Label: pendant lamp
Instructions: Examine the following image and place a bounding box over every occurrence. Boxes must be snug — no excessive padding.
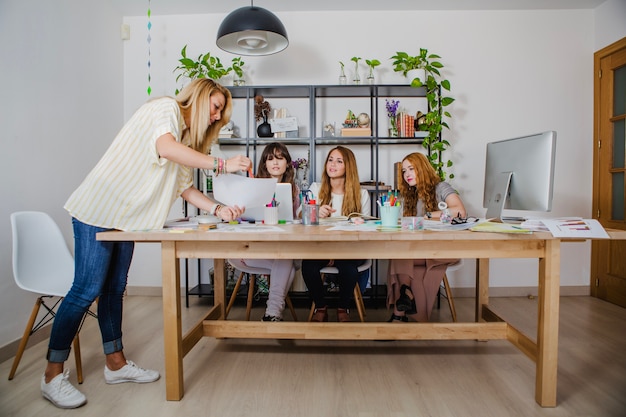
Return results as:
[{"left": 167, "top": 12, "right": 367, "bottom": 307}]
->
[{"left": 216, "top": 2, "right": 288, "bottom": 56}]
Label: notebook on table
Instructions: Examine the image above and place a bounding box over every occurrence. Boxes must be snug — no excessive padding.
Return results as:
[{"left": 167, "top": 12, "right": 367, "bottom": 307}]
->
[{"left": 241, "top": 182, "right": 294, "bottom": 222}]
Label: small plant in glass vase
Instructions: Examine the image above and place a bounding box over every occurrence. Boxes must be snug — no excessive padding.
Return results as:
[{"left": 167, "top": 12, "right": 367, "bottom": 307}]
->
[
  {"left": 391, "top": 48, "right": 455, "bottom": 180},
  {"left": 338, "top": 61, "right": 347, "bottom": 85},
  {"left": 231, "top": 56, "right": 246, "bottom": 86},
  {"left": 351, "top": 56, "right": 361, "bottom": 85},
  {"left": 365, "top": 59, "right": 380, "bottom": 84}
]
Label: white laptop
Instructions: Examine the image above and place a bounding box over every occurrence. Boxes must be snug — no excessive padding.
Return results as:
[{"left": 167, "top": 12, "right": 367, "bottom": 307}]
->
[{"left": 241, "top": 182, "right": 294, "bottom": 223}]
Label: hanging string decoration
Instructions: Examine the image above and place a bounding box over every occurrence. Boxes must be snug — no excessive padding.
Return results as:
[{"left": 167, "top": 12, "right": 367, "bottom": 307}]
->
[{"left": 147, "top": 0, "right": 152, "bottom": 96}]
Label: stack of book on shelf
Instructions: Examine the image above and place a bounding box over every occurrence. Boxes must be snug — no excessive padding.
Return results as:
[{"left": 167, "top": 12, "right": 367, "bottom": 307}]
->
[{"left": 395, "top": 112, "right": 415, "bottom": 138}]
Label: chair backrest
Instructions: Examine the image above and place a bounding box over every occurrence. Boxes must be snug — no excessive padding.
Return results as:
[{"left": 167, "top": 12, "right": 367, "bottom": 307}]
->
[{"left": 10, "top": 211, "right": 75, "bottom": 297}]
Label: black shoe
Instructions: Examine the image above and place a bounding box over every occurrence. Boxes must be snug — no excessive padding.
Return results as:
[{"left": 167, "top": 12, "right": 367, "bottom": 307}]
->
[
  {"left": 387, "top": 313, "right": 408, "bottom": 323},
  {"left": 395, "top": 285, "right": 417, "bottom": 315}
]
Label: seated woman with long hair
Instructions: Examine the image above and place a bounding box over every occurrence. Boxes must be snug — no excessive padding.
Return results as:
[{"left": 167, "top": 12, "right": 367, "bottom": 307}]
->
[{"left": 387, "top": 152, "right": 466, "bottom": 323}]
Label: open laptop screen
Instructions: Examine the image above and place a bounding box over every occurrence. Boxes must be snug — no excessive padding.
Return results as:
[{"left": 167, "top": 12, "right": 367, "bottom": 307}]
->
[{"left": 241, "top": 183, "right": 294, "bottom": 222}]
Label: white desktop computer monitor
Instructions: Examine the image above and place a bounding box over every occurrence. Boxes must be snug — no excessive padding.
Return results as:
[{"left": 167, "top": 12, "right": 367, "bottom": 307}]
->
[{"left": 483, "top": 131, "right": 557, "bottom": 222}]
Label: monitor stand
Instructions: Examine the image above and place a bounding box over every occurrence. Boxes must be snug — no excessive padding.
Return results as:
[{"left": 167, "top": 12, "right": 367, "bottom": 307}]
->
[{"left": 485, "top": 171, "right": 512, "bottom": 223}]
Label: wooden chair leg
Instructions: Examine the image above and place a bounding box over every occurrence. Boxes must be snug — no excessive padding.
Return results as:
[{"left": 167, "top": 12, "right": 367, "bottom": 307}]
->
[
  {"left": 308, "top": 301, "right": 316, "bottom": 322},
  {"left": 353, "top": 285, "right": 366, "bottom": 322},
  {"left": 8, "top": 298, "right": 42, "bottom": 380},
  {"left": 225, "top": 272, "right": 245, "bottom": 319},
  {"left": 442, "top": 273, "right": 457, "bottom": 322},
  {"left": 246, "top": 274, "right": 255, "bottom": 321},
  {"left": 285, "top": 294, "right": 298, "bottom": 321},
  {"left": 73, "top": 335, "right": 83, "bottom": 384}
]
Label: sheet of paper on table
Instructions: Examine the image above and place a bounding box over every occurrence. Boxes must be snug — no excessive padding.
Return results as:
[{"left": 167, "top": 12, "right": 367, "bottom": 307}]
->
[
  {"left": 540, "top": 218, "right": 610, "bottom": 239},
  {"left": 213, "top": 174, "right": 277, "bottom": 209}
]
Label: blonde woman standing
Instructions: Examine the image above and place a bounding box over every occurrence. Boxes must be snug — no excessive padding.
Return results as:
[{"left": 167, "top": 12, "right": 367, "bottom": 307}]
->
[{"left": 41, "top": 79, "right": 251, "bottom": 409}]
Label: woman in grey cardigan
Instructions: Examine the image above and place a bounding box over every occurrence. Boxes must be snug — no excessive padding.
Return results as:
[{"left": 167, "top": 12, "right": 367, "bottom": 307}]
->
[{"left": 387, "top": 152, "right": 466, "bottom": 322}]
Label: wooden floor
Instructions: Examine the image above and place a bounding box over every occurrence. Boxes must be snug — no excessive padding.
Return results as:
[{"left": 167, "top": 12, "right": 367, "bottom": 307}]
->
[{"left": 1, "top": 295, "right": 625, "bottom": 417}]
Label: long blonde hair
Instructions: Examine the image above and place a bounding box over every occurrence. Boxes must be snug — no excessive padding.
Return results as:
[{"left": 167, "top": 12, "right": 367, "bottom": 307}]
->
[
  {"left": 319, "top": 146, "right": 361, "bottom": 216},
  {"left": 400, "top": 152, "right": 441, "bottom": 216},
  {"left": 175, "top": 78, "right": 232, "bottom": 154}
]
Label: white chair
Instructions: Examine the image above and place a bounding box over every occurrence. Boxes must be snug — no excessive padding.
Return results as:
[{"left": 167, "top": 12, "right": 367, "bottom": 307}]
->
[
  {"left": 225, "top": 259, "right": 298, "bottom": 321},
  {"left": 8, "top": 211, "right": 92, "bottom": 383},
  {"left": 308, "top": 259, "right": 372, "bottom": 322},
  {"left": 438, "top": 259, "right": 461, "bottom": 322}
]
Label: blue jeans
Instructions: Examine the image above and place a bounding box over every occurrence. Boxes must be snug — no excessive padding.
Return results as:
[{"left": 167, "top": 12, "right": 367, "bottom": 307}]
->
[{"left": 47, "top": 218, "right": 134, "bottom": 363}]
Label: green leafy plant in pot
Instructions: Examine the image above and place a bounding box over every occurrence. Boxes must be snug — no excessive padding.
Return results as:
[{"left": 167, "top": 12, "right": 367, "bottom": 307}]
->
[
  {"left": 173, "top": 45, "right": 246, "bottom": 93},
  {"left": 391, "top": 49, "right": 455, "bottom": 180}
]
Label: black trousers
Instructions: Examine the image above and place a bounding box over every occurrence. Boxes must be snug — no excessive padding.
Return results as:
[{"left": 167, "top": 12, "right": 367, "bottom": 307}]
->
[{"left": 301, "top": 259, "right": 363, "bottom": 309}]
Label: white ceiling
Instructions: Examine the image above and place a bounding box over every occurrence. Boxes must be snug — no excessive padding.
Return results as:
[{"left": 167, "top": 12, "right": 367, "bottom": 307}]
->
[{"left": 111, "top": 0, "right": 607, "bottom": 16}]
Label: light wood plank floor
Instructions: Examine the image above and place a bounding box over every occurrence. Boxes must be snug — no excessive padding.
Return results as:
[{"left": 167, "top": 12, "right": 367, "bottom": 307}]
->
[{"left": 1, "top": 295, "right": 625, "bottom": 417}]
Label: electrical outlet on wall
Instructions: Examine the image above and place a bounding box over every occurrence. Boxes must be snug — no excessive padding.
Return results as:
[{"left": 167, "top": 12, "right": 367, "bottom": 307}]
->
[{"left": 121, "top": 24, "right": 130, "bottom": 40}]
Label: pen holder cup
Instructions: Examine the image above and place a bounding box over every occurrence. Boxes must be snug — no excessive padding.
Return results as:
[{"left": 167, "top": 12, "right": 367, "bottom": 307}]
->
[
  {"left": 302, "top": 204, "right": 319, "bottom": 226},
  {"left": 264, "top": 206, "right": 278, "bottom": 225},
  {"left": 401, "top": 216, "right": 424, "bottom": 230},
  {"left": 380, "top": 205, "right": 401, "bottom": 227}
]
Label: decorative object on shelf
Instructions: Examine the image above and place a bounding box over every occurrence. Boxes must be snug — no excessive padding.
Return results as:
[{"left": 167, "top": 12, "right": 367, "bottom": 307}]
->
[
  {"left": 357, "top": 113, "right": 370, "bottom": 128},
  {"left": 338, "top": 61, "right": 347, "bottom": 85},
  {"left": 351, "top": 56, "right": 361, "bottom": 85},
  {"left": 216, "top": 1, "right": 289, "bottom": 56},
  {"left": 343, "top": 110, "right": 358, "bottom": 128},
  {"left": 341, "top": 109, "right": 370, "bottom": 137},
  {"left": 365, "top": 59, "right": 380, "bottom": 85},
  {"left": 269, "top": 114, "right": 298, "bottom": 138},
  {"left": 292, "top": 157, "right": 309, "bottom": 190},
  {"left": 322, "top": 121, "right": 335, "bottom": 137},
  {"left": 231, "top": 57, "right": 246, "bottom": 86},
  {"left": 386, "top": 99, "right": 400, "bottom": 137},
  {"left": 254, "top": 95, "right": 273, "bottom": 137},
  {"left": 391, "top": 48, "right": 455, "bottom": 180},
  {"left": 219, "top": 121, "right": 234, "bottom": 138}
]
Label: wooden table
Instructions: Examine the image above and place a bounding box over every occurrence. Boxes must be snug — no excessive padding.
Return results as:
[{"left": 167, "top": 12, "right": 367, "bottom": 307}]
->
[{"left": 97, "top": 225, "right": 626, "bottom": 407}]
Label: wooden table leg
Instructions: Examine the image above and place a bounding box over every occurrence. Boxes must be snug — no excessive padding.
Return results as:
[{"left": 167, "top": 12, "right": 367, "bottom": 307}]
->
[
  {"left": 213, "top": 258, "right": 226, "bottom": 319},
  {"left": 535, "top": 239, "right": 560, "bottom": 407},
  {"left": 161, "top": 241, "right": 184, "bottom": 401},
  {"left": 475, "top": 258, "right": 490, "bottom": 322}
]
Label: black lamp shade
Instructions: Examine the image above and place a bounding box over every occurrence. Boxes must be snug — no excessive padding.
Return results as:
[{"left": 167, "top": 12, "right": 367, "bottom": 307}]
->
[{"left": 216, "top": 6, "right": 288, "bottom": 56}]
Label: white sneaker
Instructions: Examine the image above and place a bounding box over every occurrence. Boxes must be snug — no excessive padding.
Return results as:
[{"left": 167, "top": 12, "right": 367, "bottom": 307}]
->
[
  {"left": 104, "top": 360, "right": 160, "bottom": 384},
  {"left": 41, "top": 369, "right": 87, "bottom": 409}
]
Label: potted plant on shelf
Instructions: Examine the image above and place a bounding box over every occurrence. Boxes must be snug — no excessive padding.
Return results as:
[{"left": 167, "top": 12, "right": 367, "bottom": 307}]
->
[
  {"left": 173, "top": 45, "right": 247, "bottom": 92},
  {"left": 365, "top": 59, "right": 381, "bottom": 84},
  {"left": 391, "top": 49, "right": 455, "bottom": 180}
]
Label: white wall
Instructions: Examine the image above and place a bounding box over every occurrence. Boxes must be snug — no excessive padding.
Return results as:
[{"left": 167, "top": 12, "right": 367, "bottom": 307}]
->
[
  {"left": 0, "top": 0, "right": 124, "bottom": 348},
  {"left": 1, "top": 0, "right": 625, "bottom": 349},
  {"left": 120, "top": 8, "right": 618, "bottom": 291}
]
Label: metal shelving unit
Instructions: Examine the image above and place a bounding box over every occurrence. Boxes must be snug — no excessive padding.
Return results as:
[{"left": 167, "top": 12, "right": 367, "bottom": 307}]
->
[{"left": 185, "top": 84, "right": 435, "bottom": 307}]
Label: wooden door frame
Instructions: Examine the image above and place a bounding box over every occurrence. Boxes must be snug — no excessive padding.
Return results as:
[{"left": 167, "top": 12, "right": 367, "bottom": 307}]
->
[{"left": 591, "top": 36, "right": 626, "bottom": 302}]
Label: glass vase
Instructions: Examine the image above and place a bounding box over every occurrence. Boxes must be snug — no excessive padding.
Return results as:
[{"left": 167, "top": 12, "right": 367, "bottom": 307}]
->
[
  {"left": 366, "top": 67, "right": 375, "bottom": 85},
  {"left": 339, "top": 68, "right": 347, "bottom": 85},
  {"left": 389, "top": 118, "right": 398, "bottom": 137}
]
